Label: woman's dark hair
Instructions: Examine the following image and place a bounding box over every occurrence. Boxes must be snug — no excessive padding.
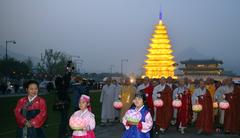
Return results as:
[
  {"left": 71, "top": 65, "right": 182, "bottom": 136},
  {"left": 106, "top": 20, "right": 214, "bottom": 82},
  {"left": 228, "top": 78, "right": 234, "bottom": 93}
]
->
[
  {"left": 135, "top": 92, "right": 147, "bottom": 105},
  {"left": 130, "top": 92, "right": 148, "bottom": 109},
  {"left": 25, "top": 80, "right": 39, "bottom": 89}
]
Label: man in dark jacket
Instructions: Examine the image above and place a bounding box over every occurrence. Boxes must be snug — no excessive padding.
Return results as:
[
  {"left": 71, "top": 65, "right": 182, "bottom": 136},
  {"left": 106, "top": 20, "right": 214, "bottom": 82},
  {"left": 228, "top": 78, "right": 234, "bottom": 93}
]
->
[
  {"left": 55, "top": 76, "right": 71, "bottom": 138},
  {"left": 72, "top": 76, "right": 89, "bottom": 111}
]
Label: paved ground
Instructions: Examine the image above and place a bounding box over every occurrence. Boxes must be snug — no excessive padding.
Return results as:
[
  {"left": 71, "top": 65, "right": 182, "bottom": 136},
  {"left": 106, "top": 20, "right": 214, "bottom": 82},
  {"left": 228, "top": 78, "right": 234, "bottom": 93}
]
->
[
  {"left": 0, "top": 123, "right": 238, "bottom": 137},
  {"left": 95, "top": 123, "right": 124, "bottom": 138},
  {"left": 95, "top": 123, "right": 239, "bottom": 138}
]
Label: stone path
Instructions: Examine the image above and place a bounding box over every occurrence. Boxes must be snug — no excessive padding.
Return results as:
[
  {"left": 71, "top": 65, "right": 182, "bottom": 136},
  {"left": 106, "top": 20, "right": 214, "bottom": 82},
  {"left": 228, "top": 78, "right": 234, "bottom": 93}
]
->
[{"left": 95, "top": 123, "right": 239, "bottom": 138}]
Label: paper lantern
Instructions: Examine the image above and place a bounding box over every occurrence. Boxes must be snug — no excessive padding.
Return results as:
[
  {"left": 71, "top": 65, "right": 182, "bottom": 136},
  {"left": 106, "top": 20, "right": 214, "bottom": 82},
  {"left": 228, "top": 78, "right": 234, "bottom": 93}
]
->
[
  {"left": 154, "top": 99, "right": 163, "bottom": 108},
  {"left": 125, "top": 109, "right": 142, "bottom": 125},
  {"left": 213, "top": 102, "right": 218, "bottom": 109},
  {"left": 113, "top": 100, "right": 123, "bottom": 110},
  {"left": 192, "top": 104, "right": 202, "bottom": 112},
  {"left": 172, "top": 99, "right": 182, "bottom": 108},
  {"left": 219, "top": 100, "right": 230, "bottom": 110},
  {"left": 69, "top": 116, "right": 86, "bottom": 130}
]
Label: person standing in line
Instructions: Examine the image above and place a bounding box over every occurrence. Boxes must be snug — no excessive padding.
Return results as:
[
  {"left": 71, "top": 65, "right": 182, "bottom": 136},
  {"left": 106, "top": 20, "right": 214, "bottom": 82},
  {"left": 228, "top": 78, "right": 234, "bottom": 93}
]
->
[
  {"left": 172, "top": 79, "right": 192, "bottom": 134},
  {"left": 152, "top": 77, "right": 173, "bottom": 134},
  {"left": 215, "top": 78, "right": 239, "bottom": 134},
  {"left": 100, "top": 77, "right": 116, "bottom": 125},
  {"left": 166, "top": 77, "right": 177, "bottom": 91},
  {"left": 119, "top": 78, "right": 136, "bottom": 121},
  {"left": 192, "top": 80, "right": 213, "bottom": 134},
  {"left": 112, "top": 79, "right": 122, "bottom": 121}
]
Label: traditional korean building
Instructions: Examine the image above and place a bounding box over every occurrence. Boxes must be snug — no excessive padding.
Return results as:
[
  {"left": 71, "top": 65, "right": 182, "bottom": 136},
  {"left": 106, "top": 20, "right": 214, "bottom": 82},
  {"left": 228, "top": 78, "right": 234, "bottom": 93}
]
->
[{"left": 179, "top": 59, "right": 224, "bottom": 80}]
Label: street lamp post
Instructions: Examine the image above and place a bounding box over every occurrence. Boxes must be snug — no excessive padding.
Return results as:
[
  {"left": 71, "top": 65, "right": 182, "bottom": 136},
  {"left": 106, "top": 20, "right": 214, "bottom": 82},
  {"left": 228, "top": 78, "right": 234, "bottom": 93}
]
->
[
  {"left": 6, "top": 40, "right": 16, "bottom": 61},
  {"left": 110, "top": 64, "right": 114, "bottom": 74},
  {"left": 71, "top": 55, "right": 85, "bottom": 74},
  {"left": 121, "top": 59, "right": 128, "bottom": 76},
  {"left": 5, "top": 40, "right": 16, "bottom": 84},
  {"left": 74, "top": 59, "right": 84, "bottom": 73}
]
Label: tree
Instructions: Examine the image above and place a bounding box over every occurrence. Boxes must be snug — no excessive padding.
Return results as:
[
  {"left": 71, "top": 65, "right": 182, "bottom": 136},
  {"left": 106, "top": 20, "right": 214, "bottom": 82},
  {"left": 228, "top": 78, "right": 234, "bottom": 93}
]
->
[
  {"left": 37, "top": 49, "right": 70, "bottom": 79},
  {"left": 0, "top": 58, "right": 30, "bottom": 79},
  {"left": 24, "top": 57, "right": 33, "bottom": 73}
]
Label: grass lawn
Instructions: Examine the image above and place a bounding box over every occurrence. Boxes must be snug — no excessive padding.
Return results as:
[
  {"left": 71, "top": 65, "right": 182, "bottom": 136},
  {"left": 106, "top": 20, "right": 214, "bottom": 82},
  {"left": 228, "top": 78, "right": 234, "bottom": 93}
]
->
[{"left": 0, "top": 91, "right": 102, "bottom": 138}]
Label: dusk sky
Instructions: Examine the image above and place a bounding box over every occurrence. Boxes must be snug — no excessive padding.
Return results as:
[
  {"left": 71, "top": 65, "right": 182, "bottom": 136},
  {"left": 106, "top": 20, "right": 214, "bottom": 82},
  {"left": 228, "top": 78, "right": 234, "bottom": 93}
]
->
[{"left": 0, "top": 0, "right": 240, "bottom": 74}]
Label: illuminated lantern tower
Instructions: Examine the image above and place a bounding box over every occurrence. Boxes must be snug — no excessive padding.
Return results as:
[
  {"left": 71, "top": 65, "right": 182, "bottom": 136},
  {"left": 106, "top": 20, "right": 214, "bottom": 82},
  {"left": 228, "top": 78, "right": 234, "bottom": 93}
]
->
[{"left": 144, "top": 11, "right": 176, "bottom": 79}]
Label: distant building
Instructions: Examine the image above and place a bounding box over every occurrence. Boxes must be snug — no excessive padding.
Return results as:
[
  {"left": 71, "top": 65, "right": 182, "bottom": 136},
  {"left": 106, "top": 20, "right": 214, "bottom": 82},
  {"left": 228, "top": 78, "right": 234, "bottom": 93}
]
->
[{"left": 179, "top": 59, "right": 225, "bottom": 80}]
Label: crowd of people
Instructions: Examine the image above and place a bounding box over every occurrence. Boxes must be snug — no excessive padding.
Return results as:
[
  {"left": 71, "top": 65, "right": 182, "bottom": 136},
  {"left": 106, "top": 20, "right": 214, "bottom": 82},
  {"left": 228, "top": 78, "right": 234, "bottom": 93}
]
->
[
  {"left": 13, "top": 75, "right": 93, "bottom": 138},
  {"left": 100, "top": 76, "right": 240, "bottom": 138},
  {"left": 12, "top": 76, "right": 240, "bottom": 138}
]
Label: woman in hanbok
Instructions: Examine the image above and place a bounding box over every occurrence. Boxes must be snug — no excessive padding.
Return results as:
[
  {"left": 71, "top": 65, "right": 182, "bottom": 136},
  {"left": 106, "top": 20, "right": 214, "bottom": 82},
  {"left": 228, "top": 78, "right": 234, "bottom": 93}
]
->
[
  {"left": 14, "top": 80, "right": 47, "bottom": 138},
  {"left": 122, "top": 93, "right": 153, "bottom": 138},
  {"left": 70, "top": 94, "right": 96, "bottom": 138}
]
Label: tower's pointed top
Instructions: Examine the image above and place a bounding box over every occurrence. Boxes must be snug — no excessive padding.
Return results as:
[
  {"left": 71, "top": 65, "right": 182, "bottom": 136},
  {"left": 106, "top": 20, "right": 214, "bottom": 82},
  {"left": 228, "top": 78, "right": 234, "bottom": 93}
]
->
[
  {"left": 159, "top": 3, "right": 163, "bottom": 20},
  {"left": 159, "top": 4, "right": 163, "bottom": 24},
  {"left": 159, "top": 11, "right": 163, "bottom": 20}
]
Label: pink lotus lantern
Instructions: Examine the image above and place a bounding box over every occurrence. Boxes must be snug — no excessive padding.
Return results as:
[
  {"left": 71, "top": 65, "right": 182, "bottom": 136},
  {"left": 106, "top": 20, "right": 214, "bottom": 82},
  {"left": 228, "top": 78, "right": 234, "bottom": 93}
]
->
[
  {"left": 219, "top": 100, "right": 230, "bottom": 110},
  {"left": 154, "top": 99, "right": 163, "bottom": 108},
  {"left": 213, "top": 102, "right": 218, "bottom": 109},
  {"left": 172, "top": 99, "right": 182, "bottom": 108},
  {"left": 125, "top": 109, "right": 142, "bottom": 125},
  {"left": 192, "top": 104, "right": 203, "bottom": 112},
  {"left": 69, "top": 116, "right": 86, "bottom": 130},
  {"left": 113, "top": 100, "right": 123, "bottom": 110}
]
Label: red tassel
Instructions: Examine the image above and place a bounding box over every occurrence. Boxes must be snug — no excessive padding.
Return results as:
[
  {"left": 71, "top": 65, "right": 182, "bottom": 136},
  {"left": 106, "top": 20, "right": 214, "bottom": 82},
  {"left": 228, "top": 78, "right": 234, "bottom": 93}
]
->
[{"left": 137, "top": 122, "right": 143, "bottom": 130}]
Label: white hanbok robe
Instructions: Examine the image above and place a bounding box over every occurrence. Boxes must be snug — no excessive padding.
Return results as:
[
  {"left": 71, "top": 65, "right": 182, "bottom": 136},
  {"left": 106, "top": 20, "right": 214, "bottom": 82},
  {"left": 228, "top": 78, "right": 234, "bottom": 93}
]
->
[
  {"left": 214, "top": 85, "right": 234, "bottom": 124},
  {"left": 214, "top": 85, "right": 233, "bottom": 102},
  {"left": 172, "top": 87, "right": 186, "bottom": 118},
  {"left": 152, "top": 84, "right": 166, "bottom": 121},
  {"left": 191, "top": 88, "right": 207, "bottom": 105},
  {"left": 152, "top": 84, "right": 166, "bottom": 101},
  {"left": 191, "top": 88, "right": 207, "bottom": 122},
  {"left": 136, "top": 83, "right": 149, "bottom": 93},
  {"left": 100, "top": 84, "right": 116, "bottom": 122}
]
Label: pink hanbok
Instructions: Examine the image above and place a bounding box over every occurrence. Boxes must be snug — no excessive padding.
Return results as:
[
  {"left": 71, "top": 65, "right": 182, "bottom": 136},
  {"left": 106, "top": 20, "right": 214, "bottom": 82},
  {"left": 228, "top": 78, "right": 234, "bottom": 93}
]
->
[
  {"left": 70, "top": 95, "right": 96, "bottom": 138},
  {"left": 71, "top": 109, "right": 96, "bottom": 138}
]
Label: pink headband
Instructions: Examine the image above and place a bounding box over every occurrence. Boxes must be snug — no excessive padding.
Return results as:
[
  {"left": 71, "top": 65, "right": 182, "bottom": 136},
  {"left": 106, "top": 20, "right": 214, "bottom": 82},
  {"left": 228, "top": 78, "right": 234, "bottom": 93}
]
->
[{"left": 80, "top": 95, "right": 90, "bottom": 103}]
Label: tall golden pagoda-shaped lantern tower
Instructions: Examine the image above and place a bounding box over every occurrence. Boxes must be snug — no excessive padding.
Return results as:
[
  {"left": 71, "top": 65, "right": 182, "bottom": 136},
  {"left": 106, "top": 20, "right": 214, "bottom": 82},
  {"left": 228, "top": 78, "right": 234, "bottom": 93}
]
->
[{"left": 144, "top": 11, "right": 176, "bottom": 79}]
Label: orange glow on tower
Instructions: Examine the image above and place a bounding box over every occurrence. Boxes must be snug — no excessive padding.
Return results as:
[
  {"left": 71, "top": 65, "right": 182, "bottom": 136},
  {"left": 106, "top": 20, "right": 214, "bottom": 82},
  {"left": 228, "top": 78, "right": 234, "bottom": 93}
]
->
[{"left": 144, "top": 12, "right": 176, "bottom": 79}]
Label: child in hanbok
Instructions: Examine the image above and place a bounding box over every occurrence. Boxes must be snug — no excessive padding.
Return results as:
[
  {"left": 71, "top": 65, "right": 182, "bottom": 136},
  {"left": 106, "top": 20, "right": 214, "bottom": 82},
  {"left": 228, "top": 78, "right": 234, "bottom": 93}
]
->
[
  {"left": 69, "top": 95, "right": 96, "bottom": 138},
  {"left": 122, "top": 93, "right": 153, "bottom": 138}
]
